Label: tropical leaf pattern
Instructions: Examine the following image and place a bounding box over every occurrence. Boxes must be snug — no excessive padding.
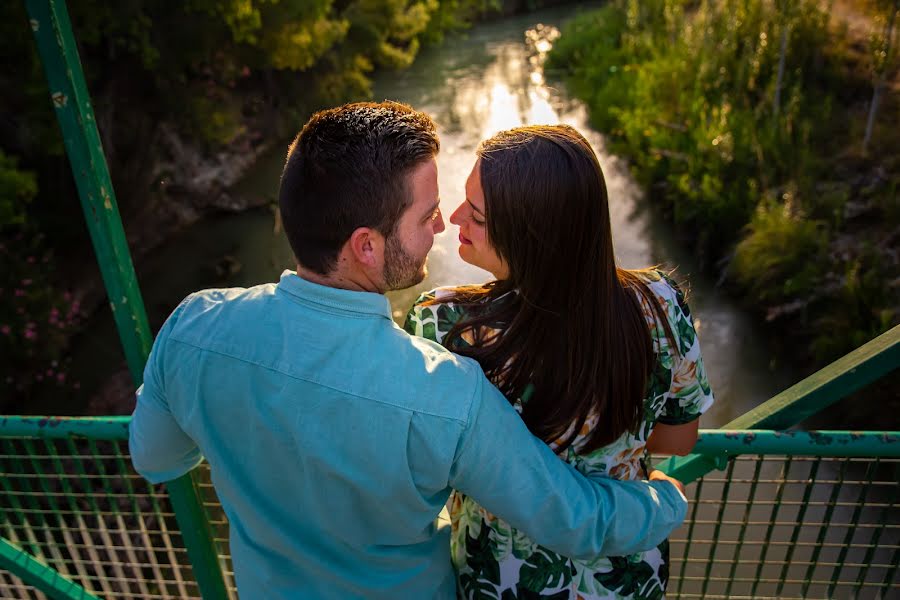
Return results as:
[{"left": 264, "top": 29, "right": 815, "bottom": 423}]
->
[{"left": 404, "top": 272, "right": 714, "bottom": 599}]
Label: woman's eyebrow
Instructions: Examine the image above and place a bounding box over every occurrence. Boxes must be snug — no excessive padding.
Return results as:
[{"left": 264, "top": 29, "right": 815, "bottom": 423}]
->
[{"left": 466, "top": 199, "right": 485, "bottom": 216}]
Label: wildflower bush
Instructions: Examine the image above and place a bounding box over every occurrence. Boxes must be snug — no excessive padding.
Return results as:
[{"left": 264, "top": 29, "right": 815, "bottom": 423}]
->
[
  {"left": 1, "top": 151, "right": 82, "bottom": 409},
  {"left": 548, "top": 0, "right": 899, "bottom": 360}
]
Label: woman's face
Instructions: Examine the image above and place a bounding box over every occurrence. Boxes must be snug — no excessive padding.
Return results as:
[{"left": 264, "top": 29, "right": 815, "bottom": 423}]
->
[{"left": 450, "top": 159, "right": 510, "bottom": 279}]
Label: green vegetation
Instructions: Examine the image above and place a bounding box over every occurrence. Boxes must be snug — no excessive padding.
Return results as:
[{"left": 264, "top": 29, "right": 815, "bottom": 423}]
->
[
  {"left": 547, "top": 0, "right": 899, "bottom": 362},
  {"left": 0, "top": 0, "right": 501, "bottom": 410}
]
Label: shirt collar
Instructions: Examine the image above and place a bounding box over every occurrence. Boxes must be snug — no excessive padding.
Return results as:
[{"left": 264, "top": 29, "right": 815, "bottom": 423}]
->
[{"left": 275, "top": 270, "right": 393, "bottom": 320}]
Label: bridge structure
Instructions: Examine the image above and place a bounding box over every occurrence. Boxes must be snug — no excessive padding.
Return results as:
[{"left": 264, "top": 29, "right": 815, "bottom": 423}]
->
[{"left": 2, "top": 1, "right": 898, "bottom": 598}]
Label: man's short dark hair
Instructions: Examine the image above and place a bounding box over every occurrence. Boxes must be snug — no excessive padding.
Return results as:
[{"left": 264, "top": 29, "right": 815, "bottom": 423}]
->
[{"left": 279, "top": 101, "right": 440, "bottom": 275}]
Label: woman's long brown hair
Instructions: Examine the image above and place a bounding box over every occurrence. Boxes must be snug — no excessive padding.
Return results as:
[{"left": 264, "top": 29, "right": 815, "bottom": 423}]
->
[{"left": 436, "top": 125, "right": 676, "bottom": 454}]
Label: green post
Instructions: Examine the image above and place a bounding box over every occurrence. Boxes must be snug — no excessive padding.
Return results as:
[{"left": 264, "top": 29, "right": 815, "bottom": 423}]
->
[
  {"left": 24, "top": 0, "right": 153, "bottom": 386},
  {"left": 22, "top": 1, "right": 230, "bottom": 597},
  {"left": 0, "top": 537, "right": 100, "bottom": 600},
  {"left": 167, "top": 473, "right": 231, "bottom": 600}
]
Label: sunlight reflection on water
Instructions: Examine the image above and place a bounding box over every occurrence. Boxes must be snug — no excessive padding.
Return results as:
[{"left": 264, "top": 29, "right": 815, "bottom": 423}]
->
[{"left": 381, "top": 23, "right": 654, "bottom": 316}]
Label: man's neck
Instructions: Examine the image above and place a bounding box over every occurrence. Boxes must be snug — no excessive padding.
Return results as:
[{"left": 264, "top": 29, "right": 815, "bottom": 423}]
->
[{"left": 295, "top": 264, "right": 382, "bottom": 294}]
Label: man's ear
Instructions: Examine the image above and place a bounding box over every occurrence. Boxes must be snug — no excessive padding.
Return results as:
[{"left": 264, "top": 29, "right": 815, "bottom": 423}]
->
[{"left": 347, "top": 226, "right": 384, "bottom": 269}]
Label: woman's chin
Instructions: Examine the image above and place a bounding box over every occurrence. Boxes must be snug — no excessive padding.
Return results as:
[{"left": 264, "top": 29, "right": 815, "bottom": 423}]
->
[{"left": 457, "top": 244, "right": 477, "bottom": 267}]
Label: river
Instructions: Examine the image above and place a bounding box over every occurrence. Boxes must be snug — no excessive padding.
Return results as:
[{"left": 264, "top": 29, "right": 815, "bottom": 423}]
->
[{"left": 44, "top": 4, "right": 797, "bottom": 424}]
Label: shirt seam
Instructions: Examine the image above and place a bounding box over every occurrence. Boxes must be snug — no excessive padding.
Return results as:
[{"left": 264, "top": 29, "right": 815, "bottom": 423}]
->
[
  {"left": 168, "top": 336, "right": 471, "bottom": 425},
  {"left": 276, "top": 286, "right": 392, "bottom": 320}
]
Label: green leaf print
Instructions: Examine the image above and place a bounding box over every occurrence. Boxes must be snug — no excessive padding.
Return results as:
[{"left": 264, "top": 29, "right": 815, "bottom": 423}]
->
[
  {"left": 675, "top": 316, "right": 696, "bottom": 355},
  {"left": 464, "top": 523, "right": 501, "bottom": 586},
  {"left": 511, "top": 525, "right": 537, "bottom": 560},
  {"left": 501, "top": 585, "right": 570, "bottom": 600},
  {"left": 657, "top": 539, "right": 670, "bottom": 589},
  {"left": 422, "top": 321, "right": 436, "bottom": 341},
  {"left": 661, "top": 400, "right": 693, "bottom": 424},
  {"left": 460, "top": 572, "right": 500, "bottom": 600},
  {"left": 437, "top": 305, "right": 463, "bottom": 333},
  {"left": 697, "top": 359, "right": 712, "bottom": 396},
  {"left": 402, "top": 318, "right": 416, "bottom": 336},
  {"left": 634, "top": 580, "right": 664, "bottom": 600},
  {"left": 519, "top": 548, "right": 573, "bottom": 592},
  {"left": 647, "top": 364, "right": 672, "bottom": 401},
  {"left": 594, "top": 556, "right": 655, "bottom": 596}
]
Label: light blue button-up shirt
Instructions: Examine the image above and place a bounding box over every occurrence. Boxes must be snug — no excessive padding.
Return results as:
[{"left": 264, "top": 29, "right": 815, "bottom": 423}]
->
[{"left": 129, "top": 271, "right": 687, "bottom": 599}]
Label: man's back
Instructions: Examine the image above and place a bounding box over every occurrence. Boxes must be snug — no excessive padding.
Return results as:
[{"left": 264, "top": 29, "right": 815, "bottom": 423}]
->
[{"left": 131, "top": 272, "right": 481, "bottom": 597}]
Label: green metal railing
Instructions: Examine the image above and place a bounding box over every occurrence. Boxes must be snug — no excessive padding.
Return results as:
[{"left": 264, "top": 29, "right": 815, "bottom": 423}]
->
[
  {"left": 3, "top": 0, "right": 899, "bottom": 598},
  {"left": 1, "top": 410, "right": 898, "bottom": 599}
]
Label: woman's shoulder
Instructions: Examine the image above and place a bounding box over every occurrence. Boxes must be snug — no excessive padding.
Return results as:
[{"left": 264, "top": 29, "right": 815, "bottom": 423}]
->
[
  {"left": 632, "top": 269, "right": 692, "bottom": 321},
  {"left": 403, "top": 285, "right": 479, "bottom": 343},
  {"left": 411, "top": 286, "right": 464, "bottom": 307},
  {"left": 636, "top": 268, "right": 686, "bottom": 300}
]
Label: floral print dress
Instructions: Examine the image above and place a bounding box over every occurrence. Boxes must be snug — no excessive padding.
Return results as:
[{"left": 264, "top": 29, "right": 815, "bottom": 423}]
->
[{"left": 403, "top": 271, "right": 714, "bottom": 600}]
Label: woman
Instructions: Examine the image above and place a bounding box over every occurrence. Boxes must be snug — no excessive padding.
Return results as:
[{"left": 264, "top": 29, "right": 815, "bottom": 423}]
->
[{"left": 403, "top": 125, "right": 714, "bottom": 599}]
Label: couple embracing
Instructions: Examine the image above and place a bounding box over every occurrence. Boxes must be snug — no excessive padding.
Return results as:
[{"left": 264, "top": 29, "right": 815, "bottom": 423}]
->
[{"left": 129, "top": 101, "right": 713, "bottom": 599}]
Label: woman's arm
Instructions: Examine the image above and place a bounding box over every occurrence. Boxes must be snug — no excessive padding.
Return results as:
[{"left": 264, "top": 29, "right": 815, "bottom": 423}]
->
[{"left": 645, "top": 420, "right": 699, "bottom": 456}]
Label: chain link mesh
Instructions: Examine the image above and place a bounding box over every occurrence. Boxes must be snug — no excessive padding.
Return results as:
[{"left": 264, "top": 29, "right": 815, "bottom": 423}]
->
[{"left": 2, "top": 437, "right": 898, "bottom": 599}]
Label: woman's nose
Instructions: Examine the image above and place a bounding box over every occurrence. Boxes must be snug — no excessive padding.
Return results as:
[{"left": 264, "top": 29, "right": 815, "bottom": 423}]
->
[{"left": 449, "top": 202, "right": 466, "bottom": 226}]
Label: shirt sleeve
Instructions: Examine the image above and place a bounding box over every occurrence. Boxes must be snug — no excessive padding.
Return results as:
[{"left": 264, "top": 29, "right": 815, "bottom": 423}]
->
[
  {"left": 128, "top": 298, "right": 203, "bottom": 484},
  {"left": 448, "top": 370, "right": 688, "bottom": 560},
  {"left": 657, "top": 277, "right": 714, "bottom": 426}
]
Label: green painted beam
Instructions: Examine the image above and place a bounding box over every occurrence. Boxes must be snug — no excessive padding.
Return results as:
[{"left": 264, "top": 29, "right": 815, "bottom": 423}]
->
[
  {"left": 658, "top": 326, "right": 900, "bottom": 483},
  {"left": 24, "top": 0, "right": 153, "bottom": 386},
  {"left": 723, "top": 324, "right": 900, "bottom": 430},
  {"left": 0, "top": 537, "right": 99, "bottom": 600},
  {"left": 657, "top": 430, "right": 900, "bottom": 482},
  {"left": 0, "top": 415, "right": 130, "bottom": 440},
  {"left": 693, "top": 430, "right": 900, "bottom": 457},
  {"left": 167, "top": 472, "right": 230, "bottom": 600}
]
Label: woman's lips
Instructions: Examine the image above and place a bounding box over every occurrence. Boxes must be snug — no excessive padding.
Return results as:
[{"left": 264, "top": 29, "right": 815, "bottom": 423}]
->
[{"left": 458, "top": 233, "right": 472, "bottom": 245}]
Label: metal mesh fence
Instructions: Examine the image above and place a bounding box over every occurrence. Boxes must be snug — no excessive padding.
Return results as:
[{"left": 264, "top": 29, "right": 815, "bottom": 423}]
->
[
  {"left": 2, "top": 435, "right": 898, "bottom": 599},
  {"left": 668, "top": 455, "right": 900, "bottom": 600},
  {"left": 0, "top": 437, "right": 236, "bottom": 599}
]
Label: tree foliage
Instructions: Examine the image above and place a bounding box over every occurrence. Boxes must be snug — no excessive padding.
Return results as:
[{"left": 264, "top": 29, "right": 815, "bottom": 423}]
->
[
  {"left": 548, "top": 0, "right": 898, "bottom": 360},
  {"left": 0, "top": 0, "right": 499, "bottom": 411}
]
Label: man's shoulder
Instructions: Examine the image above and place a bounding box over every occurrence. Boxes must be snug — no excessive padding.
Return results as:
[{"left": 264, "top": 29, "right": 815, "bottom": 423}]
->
[
  {"left": 174, "top": 283, "right": 276, "bottom": 320},
  {"left": 182, "top": 283, "right": 277, "bottom": 310},
  {"left": 158, "top": 283, "right": 278, "bottom": 350},
  {"left": 374, "top": 323, "right": 485, "bottom": 424}
]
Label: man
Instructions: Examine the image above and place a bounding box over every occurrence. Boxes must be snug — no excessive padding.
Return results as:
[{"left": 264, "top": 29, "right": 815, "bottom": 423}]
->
[{"left": 129, "top": 101, "right": 687, "bottom": 599}]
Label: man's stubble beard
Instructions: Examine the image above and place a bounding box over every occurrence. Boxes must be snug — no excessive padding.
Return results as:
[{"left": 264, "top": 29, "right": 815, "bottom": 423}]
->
[{"left": 383, "top": 232, "right": 428, "bottom": 291}]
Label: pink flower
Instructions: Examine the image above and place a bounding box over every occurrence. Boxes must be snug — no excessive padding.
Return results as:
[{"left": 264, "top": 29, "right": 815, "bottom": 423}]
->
[
  {"left": 24, "top": 330, "right": 36, "bottom": 340},
  {"left": 56, "top": 373, "right": 66, "bottom": 383},
  {"left": 0, "top": 325, "right": 9, "bottom": 335},
  {"left": 14, "top": 289, "right": 25, "bottom": 297},
  {"left": 21, "top": 279, "right": 32, "bottom": 286}
]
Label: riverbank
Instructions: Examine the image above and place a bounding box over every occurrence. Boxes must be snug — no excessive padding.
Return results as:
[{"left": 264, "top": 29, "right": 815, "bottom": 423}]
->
[{"left": 546, "top": 0, "right": 899, "bottom": 371}]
